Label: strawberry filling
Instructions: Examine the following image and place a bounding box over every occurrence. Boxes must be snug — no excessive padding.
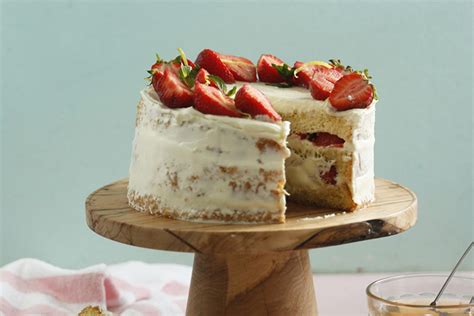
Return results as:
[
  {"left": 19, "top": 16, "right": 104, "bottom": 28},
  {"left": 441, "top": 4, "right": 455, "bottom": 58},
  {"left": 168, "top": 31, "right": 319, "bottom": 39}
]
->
[
  {"left": 320, "top": 165, "right": 337, "bottom": 185},
  {"left": 297, "top": 132, "right": 345, "bottom": 148}
]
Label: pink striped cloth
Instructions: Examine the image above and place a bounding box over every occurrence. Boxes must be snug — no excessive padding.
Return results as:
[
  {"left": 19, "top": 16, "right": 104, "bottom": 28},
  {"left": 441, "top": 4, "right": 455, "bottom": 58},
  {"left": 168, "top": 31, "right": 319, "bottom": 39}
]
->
[{"left": 0, "top": 258, "right": 191, "bottom": 315}]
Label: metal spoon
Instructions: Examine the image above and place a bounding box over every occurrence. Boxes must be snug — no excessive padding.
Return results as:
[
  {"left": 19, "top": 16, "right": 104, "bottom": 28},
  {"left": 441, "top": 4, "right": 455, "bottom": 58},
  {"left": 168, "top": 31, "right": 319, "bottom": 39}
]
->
[{"left": 430, "top": 242, "right": 473, "bottom": 307}]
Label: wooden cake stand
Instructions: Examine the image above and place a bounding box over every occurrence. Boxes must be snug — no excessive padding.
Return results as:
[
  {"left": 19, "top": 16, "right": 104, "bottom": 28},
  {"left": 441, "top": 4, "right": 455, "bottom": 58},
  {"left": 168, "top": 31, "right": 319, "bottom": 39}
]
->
[{"left": 85, "top": 178, "right": 417, "bottom": 316}]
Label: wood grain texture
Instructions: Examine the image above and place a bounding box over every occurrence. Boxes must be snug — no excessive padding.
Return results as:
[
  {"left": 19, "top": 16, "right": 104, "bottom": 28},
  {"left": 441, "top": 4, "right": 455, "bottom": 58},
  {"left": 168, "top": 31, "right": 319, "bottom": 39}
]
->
[
  {"left": 186, "top": 250, "right": 317, "bottom": 316},
  {"left": 85, "top": 178, "right": 417, "bottom": 254}
]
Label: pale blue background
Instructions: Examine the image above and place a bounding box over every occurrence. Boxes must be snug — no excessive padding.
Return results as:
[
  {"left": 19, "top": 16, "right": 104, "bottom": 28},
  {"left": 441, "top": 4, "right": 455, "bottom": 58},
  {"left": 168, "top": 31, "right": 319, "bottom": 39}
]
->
[{"left": 1, "top": 0, "right": 472, "bottom": 272}]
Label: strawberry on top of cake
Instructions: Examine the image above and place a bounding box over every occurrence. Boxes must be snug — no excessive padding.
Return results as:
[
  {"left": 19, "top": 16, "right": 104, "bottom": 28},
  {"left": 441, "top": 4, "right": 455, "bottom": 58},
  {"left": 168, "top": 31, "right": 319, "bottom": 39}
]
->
[{"left": 128, "top": 48, "right": 378, "bottom": 224}]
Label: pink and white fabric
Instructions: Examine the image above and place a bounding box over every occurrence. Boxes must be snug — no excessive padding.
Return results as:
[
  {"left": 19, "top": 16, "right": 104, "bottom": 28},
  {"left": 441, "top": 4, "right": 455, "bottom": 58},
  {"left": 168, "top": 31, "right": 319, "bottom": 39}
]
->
[{"left": 0, "top": 258, "right": 192, "bottom": 315}]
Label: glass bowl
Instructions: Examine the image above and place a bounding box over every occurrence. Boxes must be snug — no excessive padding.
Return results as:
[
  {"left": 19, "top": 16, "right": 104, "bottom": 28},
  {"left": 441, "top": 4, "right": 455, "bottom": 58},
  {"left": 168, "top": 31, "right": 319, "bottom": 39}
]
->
[{"left": 367, "top": 274, "right": 474, "bottom": 315}]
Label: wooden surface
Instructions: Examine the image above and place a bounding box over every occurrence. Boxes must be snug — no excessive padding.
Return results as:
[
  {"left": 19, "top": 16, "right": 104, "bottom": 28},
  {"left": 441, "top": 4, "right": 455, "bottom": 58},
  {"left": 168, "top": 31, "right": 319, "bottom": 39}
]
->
[
  {"left": 85, "top": 178, "right": 417, "bottom": 254},
  {"left": 186, "top": 250, "right": 317, "bottom": 316}
]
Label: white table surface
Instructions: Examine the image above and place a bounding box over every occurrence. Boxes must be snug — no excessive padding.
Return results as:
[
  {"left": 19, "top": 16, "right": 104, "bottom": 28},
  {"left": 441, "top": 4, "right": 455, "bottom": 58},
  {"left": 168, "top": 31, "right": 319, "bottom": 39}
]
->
[{"left": 314, "top": 273, "right": 386, "bottom": 316}]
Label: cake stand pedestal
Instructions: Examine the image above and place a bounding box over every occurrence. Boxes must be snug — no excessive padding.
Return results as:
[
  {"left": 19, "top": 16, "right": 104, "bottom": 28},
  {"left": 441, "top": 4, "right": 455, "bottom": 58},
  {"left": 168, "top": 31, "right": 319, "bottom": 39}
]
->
[{"left": 85, "top": 178, "right": 417, "bottom": 316}]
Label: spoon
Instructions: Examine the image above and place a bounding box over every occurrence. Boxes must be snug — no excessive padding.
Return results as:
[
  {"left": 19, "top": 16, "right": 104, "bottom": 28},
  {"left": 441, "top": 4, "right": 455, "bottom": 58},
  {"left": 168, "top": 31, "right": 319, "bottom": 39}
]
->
[{"left": 430, "top": 242, "right": 473, "bottom": 307}]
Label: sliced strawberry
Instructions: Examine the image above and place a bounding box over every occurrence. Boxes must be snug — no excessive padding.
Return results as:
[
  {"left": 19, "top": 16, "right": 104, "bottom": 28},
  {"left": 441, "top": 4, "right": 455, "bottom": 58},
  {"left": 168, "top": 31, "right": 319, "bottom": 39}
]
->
[
  {"left": 195, "top": 68, "right": 208, "bottom": 84},
  {"left": 195, "top": 49, "right": 235, "bottom": 84},
  {"left": 329, "top": 73, "right": 374, "bottom": 111},
  {"left": 320, "top": 165, "right": 337, "bottom": 185},
  {"left": 307, "top": 132, "right": 345, "bottom": 148},
  {"left": 194, "top": 83, "right": 241, "bottom": 117},
  {"left": 154, "top": 68, "right": 194, "bottom": 108},
  {"left": 257, "top": 54, "right": 287, "bottom": 83},
  {"left": 292, "top": 61, "right": 316, "bottom": 88},
  {"left": 219, "top": 54, "right": 257, "bottom": 82},
  {"left": 309, "top": 66, "right": 344, "bottom": 100},
  {"left": 234, "top": 84, "right": 281, "bottom": 121},
  {"left": 297, "top": 133, "right": 308, "bottom": 140},
  {"left": 151, "top": 63, "right": 166, "bottom": 91},
  {"left": 194, "top": 68, "right": 219, "bottom": 89}
]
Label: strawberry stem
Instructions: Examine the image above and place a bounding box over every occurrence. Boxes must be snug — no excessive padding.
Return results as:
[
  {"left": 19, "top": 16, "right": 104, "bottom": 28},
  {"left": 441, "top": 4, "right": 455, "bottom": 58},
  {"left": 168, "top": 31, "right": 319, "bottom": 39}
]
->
[{"left": 177, "top": 48, "right": 188, "bottom": 67}]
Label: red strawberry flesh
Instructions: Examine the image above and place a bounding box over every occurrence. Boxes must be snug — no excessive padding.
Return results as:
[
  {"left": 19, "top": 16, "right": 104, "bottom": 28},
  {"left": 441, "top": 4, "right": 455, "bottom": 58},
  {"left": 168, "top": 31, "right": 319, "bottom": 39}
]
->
[
  {"left": 257, "top": 54, "right": 286, "bottom": 83},
  {"left": 293, "top": 61, "right": 316, "bottom": 88},
  {"left": 329, "top": 73, "right": 374, "bottom": 111},
  {"left": 193, "top": 83, "right": 241, "bottom": 117},
  {"left": 234, "top": 84, "right": 281, "bottom": 122},
  {"left": 301, "top": 132, "right": 345, "bottom": 148},
  {"left": 195, "top": 49, "right": 235, "bottom": 83},
  {"left": 219, "top": 54, "right": 257, "bottom": 82},
  {"left": 320, "top": 165, "right": 337, "bottom": 185},
  {"left": 309, "top": 66, "right": 343, "bottom": 100},
  {"left": 155, "top": 68, "right": 194, "bottom": 108}
]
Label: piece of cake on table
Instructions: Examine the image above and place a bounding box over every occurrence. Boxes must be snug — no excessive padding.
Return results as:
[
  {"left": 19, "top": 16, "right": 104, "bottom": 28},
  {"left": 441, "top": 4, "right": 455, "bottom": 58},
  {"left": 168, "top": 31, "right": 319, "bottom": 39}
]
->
[{"left": 128, "top": 49, "right": 378, "bottom": 223}]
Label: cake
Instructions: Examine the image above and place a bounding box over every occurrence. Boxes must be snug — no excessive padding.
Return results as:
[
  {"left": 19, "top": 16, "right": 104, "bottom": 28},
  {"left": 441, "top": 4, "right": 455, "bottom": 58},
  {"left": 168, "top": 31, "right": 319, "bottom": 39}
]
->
[{"left": 128, "top": 49, "right": 377, "bottom": 223}]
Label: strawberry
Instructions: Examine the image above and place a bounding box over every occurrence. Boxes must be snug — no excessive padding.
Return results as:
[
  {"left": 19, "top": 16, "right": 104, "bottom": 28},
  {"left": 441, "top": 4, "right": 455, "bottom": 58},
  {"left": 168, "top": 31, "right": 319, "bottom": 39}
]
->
[
  {"left": 219, "top": 54, "right": 257, "bottom": 82},
  {"left": 151, "top": 63, "right": 165, "bottom": 91},
  {"left": 329, "top": 72, "right": 374, "bottom": 111},
  {"left": 195, "top": 49, "right": 235, "bottom": 83},
  {"left": 257, "top": 54, "right": 289, "bottom": 83},
  {"left": 234, "top": 84, "right": 281, "bottom": 121},
  {"left": 293, "top": 61, "right": 325, "bottom": 88},
  {"left": 155, "top": 68, "right": 194, "bottom": 108},
  {"left": 194, "top": 68, "right": 220, "bottom": 89},
  {"left": 309, "top": 66, "right": 343, "bottom": 100},
  {"left": 195, "top": 68, "right": 209, "bottom": 84},
  {"left": 307, "top": 132, "right": 345, "bottom": 148},
  {"left": 194, "top": 83, "right": 241, "bottom": 117},
  {"left": 320, "top": 165, "right": 337, "bottom": 185}
]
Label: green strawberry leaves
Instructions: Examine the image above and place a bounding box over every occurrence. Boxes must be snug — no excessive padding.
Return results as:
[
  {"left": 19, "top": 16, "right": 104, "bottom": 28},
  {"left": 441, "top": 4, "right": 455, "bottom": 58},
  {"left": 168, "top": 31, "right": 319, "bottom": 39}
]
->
[{"left": 208, "top": 75, "right": 237, "bottom": 97}]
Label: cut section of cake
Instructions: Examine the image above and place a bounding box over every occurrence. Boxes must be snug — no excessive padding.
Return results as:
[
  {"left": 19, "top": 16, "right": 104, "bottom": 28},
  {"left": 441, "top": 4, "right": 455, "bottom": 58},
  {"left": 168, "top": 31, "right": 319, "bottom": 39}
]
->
[{"left": 247, "top": 82, "right": 375, "bottom": 210}]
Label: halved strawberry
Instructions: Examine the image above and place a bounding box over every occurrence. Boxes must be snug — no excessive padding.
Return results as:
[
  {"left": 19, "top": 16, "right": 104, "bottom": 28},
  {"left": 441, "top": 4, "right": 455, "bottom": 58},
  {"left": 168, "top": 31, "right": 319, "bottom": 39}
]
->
[
  {"left": 151, "top": 63, "right": 165, "bottom": 91},
  {"left": 195, "top": 68, "right": 209, "bottom": 84},
  {"left": 219, "top": 54, "right": 257, "bottom": 82},
  {"left": 194, "top": 83, "right": 241, "bottom": 117},
  {"left": 155, "top": 68, "right": 194, "bottom": 108},
  {"left": 151, "top": 63, "right": 181, "bottom": 92},
  {"left": 309, "top": 66, "right": 343, "bottom": 100},
  {"left": 320, "top": 165, "right": 337, "bottom": 185},
  {"left": 329, "top": 73, "right": 374, "bottom": 111},
  {"left": 195, "top": 49, "right": 235, "bottom": 83},
  {"left": 257, "top": 54, "right": 287, "bottom": 83},
  {"left": 292, "top": 61, "right": 318, "bottom": 88},
  {"left": 194, "top": 68, "right": 219, "bottom": 89},
  {"left": 234, "top": 84, "right": 281, "bottom": 121},
  {"left": 307, "top": 132, "right": 345, "bottom": 148}
]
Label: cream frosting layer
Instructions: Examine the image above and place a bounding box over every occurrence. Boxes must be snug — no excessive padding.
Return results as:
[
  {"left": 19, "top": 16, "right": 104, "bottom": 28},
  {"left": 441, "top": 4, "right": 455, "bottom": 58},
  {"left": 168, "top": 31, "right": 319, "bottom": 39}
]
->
[{"left": 128, "top": 86, "right": 290, "bottom": 220}]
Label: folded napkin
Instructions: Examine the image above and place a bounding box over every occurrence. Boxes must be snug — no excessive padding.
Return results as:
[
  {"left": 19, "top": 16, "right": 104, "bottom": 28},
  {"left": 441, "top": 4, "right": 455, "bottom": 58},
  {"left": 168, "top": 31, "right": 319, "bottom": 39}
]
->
[{"left": 0, "top": 258, "right": 192, "bottom": 315}]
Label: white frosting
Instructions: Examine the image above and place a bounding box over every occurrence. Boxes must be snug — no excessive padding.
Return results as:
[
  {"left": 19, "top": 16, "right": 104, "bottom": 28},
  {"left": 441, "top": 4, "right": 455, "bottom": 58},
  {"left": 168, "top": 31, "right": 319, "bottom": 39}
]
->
[{"left": 128, "top": 87, "right": 290, "bottom": 218}]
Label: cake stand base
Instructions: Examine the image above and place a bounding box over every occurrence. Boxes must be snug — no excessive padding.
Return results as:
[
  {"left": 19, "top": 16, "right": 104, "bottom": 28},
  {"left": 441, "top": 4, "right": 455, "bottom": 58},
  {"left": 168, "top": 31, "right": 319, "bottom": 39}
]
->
[
  {"left": 85, "top": 178, "right": 417, "bottom": 316},
  {"left": 187, "top": 250, "right": 316, "bottom": 316}
]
